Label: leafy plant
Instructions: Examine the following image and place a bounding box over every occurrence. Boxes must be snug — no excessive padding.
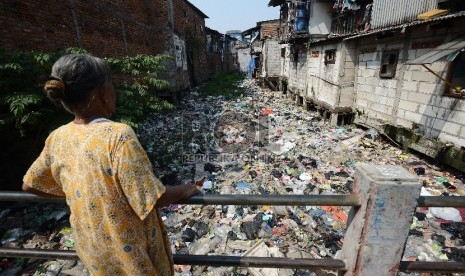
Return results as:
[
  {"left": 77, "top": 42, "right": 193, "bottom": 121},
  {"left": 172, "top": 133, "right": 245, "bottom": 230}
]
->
[
  {"left": 0, "top": 49, "right": 70, "bottom": 139},
  {"left": 105, "top": 54, "right": 175, "bottom": 127}
]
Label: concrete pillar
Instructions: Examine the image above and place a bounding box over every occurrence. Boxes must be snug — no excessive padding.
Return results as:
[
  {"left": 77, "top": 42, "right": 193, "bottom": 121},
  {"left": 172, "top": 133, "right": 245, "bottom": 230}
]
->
[
  {"left": 330, "top": 113, "right": 339, "bottom": 126},
  {"left": 340, "top": 164, "right": 421, "bottom": 276}
]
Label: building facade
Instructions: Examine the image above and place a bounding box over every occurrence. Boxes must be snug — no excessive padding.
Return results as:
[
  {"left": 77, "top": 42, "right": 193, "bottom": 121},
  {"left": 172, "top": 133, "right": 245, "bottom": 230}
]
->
[
  {"left": 267, "top": 0, "right": 465, "bottom": 172},
  {"left": 0, "top": 0, "right": 211, "bottom": 92}
]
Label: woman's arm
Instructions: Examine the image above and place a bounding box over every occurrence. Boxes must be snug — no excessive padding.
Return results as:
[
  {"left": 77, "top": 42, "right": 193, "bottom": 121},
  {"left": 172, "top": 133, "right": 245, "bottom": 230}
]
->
[{"left": 155, "top": 183, "right": 200, "bottom": 208}]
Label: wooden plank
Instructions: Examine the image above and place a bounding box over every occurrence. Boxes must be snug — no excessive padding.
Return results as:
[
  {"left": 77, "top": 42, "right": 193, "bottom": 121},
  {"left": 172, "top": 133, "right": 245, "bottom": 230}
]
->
[{"left": 417, "top": 9, "right": 449, "bottom": 20}]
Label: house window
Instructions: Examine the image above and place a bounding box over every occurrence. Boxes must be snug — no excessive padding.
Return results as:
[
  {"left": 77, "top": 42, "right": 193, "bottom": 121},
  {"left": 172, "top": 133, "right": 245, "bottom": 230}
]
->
[
  {"left": 445, "top": 50, "right": 465, "bottom": 96},
  {"left": 324, "top": 49, "right": 336, "bottom": 65},
  {"left": 379, "top": 50, "right": 399, "bottom": 78},
  {"left": 281, "top": 48, "right": 286, "bottom": 58}
]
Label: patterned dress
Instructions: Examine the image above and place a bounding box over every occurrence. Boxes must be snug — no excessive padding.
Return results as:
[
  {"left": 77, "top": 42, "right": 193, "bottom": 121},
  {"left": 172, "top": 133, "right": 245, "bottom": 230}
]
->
[{"left": 23, "top": 120, "right": 173, "bottom": 276}]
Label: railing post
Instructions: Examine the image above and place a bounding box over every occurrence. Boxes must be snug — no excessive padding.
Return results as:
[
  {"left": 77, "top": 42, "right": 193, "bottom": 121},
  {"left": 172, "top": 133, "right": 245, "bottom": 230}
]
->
[{"left": 340, "top": 164, "right": 421, "bottom": 276}]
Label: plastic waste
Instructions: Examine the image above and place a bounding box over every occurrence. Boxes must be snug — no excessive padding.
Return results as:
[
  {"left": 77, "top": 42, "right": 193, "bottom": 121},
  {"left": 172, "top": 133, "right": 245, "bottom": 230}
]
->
[
  {"left": 429, "top": 207, "right": 462, "bottom": 222},
  {"left": 299, "top": 172, "right": 312, "bottom": 181},
  {"left": 236, "top": 180, "right": 251, "bottom": 191},
  {"left": 422, "top": 187, "right": 462, "bottom": 222}
]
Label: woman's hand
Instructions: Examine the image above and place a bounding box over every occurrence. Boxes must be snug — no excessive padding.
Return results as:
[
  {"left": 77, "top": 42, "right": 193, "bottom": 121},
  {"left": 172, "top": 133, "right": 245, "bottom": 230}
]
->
[
  {"left": 182, "top": 183, "right": 202, "bottom": 199},
  {"left": 155, "top": 183, "right": 201, "bottom": 208}
]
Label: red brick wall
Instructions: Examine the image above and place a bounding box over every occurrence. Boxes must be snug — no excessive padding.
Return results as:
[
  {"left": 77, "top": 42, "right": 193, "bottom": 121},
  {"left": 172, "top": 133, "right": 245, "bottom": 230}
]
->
[
  {"left": 1, "top": 0, "right": 211, "bottom": 89},
  {"left": 260, "top": 20, "right": 280, "bottom": 39},
  {"left": 224, "top": 53, "right": 236, "bottom": 73},
  {"left": 207, "top": 53, "right": 222, "bottom": 78},
  {"left": 0, "top": 0, "right": 166, "bottom": 57},
  {"left": 172, "top": 0, "right": 207, "bottom": 85}
]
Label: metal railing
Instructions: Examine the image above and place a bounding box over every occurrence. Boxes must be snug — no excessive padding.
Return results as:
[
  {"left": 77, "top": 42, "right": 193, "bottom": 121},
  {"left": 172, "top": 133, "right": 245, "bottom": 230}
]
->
[
  {"left": 331, "top": 11, "right": 361, "bottom": 36},
  {"left": 0, "top": 191, "right": 465, "bottom": 273}
]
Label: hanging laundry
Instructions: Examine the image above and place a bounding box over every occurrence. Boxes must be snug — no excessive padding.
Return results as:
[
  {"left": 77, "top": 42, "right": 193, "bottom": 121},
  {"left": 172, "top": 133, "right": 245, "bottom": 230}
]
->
[{"left": 361, "top": 3, "right": 373, "bottom": 31}]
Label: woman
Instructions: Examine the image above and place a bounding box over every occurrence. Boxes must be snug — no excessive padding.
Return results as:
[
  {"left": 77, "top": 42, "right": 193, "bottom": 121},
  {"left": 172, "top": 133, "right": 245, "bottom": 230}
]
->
[{"left": 23, "top": 54, "right": 199, "bottom": 275}]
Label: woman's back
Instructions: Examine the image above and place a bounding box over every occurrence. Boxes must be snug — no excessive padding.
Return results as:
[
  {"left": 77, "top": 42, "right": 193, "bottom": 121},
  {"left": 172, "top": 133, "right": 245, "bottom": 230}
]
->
[{"left": 24, "top": 120, "right": 173, "bottom": 275}]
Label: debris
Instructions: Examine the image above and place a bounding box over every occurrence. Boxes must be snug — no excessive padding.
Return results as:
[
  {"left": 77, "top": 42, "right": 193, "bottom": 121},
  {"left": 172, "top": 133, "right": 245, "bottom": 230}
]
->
[
  {"left": 204, "top": 163, "right": 222, "bottom": 173},
  {"left": 182, "top": 228, "right": 197, "bottom": 242},
  {"left": 4, "top": 78, "right": 465, "bottom": 275},
  {"left": 243, "top": 240, "right": 292, "bottom": 276}
]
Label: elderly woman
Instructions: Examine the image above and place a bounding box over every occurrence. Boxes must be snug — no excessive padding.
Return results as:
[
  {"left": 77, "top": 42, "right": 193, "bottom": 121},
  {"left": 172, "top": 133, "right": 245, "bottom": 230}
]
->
[{"left": 23, "top": 54, "right": 199, "bottom": 275}]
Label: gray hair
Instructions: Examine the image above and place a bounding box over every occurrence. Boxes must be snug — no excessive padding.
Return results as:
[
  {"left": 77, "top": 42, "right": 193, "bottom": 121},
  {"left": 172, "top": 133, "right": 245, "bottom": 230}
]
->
[{"left": 44, "top": 54, "right": 111, "bottom": 111}]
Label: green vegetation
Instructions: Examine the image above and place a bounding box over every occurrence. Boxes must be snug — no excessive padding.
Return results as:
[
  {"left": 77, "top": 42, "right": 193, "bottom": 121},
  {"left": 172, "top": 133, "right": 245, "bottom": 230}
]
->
[
  {"left": 0, "top": 48, "right": 174, "bottom": 189},
  {"left": 199, "top": 73, "right": 246, "bottom": 99},
  {"left": 105, "top": 53, "right": 175, "bottom": 128}
]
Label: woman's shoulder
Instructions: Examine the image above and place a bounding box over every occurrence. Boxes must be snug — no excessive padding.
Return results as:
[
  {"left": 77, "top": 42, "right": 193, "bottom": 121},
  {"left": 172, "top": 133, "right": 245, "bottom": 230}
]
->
[{"left": 105, "top": 121, "right": 136, "bottom": 135}]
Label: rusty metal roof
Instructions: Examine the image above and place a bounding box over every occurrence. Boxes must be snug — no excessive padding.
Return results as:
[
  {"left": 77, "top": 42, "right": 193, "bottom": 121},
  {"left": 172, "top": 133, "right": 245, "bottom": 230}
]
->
[
  {"left": 344, "top": 11, "right": 465, "bottom": 41},
  {"left": 406, "top": 39, "right": 465, "bottom": 65}
]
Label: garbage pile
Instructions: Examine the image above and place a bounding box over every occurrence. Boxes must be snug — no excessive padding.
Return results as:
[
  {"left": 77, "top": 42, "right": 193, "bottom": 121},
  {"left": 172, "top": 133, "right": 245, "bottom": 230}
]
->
[{"left": 1, "top": 79, "right": 464, "bottom": 275}]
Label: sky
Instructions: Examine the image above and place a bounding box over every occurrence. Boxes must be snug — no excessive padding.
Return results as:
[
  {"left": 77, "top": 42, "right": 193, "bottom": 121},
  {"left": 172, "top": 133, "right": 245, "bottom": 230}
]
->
[{"left": 188, "top": 0, "right": 280, "bottom": 33}]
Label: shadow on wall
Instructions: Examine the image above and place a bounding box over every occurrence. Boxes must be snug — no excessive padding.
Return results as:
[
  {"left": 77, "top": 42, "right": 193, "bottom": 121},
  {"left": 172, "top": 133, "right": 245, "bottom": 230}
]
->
[{"left": 417, "top": 83, "right": 461, "bottom": 140}]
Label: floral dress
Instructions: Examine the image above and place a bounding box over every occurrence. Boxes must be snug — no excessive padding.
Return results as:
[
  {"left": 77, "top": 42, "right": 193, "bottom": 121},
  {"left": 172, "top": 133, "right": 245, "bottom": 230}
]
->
[{"left": 24, "top": 120, "right": 173, "bottom": 276}]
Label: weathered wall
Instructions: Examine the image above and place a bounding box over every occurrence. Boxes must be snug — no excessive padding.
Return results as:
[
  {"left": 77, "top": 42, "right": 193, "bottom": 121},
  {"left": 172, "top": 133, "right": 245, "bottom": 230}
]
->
[
  {"left": 0, "top": 0, "right": 166, "bottom": 56},
  {"left": 223, "top": 52, "right": 237, "bottom": 74},
  {"left": 306, "top": 40, "right": 356, "bottom": 111},
  {"left": 172, "top": 0, "right": 207, "bottom": 86},
  {"left": 262, "top": 38, "right": 281, "bottom": 78},
  {"left": 354, "top": 20, "right": 465, "bottom": 148},
  {"left": 172, "top": 34, "right": 189, "bottom": 91},
  {"left": 207, "top": 54, "right": 222, "bottom": 78},
  {"left": 0, "top": 0, "right": 211, "bottom": 90},
  {"left": 237, "top": 47, "right": 251, "bottom": 74},
  {"left": 288, "top": 45, "right": 309, "bottom": 96},
  {"left": 281, "top": 45, "right": 291, "bottom": 80},
  {"left": 308, "top": 0, "right": 332, "bottom": 37},
  {"left": 206, "top": 28, "right": 223, "bottom": 79},
  {"left": 205, "top": 29, "right": 237, "bottom": 78},
  {"left": 260, "top": 20, "right": 280, "bottom": 39}
]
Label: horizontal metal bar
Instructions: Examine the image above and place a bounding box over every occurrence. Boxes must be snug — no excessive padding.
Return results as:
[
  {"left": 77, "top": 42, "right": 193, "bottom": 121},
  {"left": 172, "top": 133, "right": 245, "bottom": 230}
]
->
[
  {"left": 0, "top": 191, "right": 361, "bottom": 206},
  {"left": 0, "top": 248, "right": 346, "bottom": 270},
  {"left": 176, "top": 194, "right": 361, "bottom": 206},
  {"left": 173, "top": 255, "right": 346, "bottom": 269},
  {"left": 2, "top": 191, "right": 464, "bottom": 208},
  {"left": 417, "top": 196, "right": 465, "bottom": 207},
  {"left": 0, "top": 248, "right": 77, "bottom": 260},
  {"left": 0, "top": 192, "right": 66, "bottom": 203},
  {"left": 399, "top": 261, "right": 465, "bottom": 273}
]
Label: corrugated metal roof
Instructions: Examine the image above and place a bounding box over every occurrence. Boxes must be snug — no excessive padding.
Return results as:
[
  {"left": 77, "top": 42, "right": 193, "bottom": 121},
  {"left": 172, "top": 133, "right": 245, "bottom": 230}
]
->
[
  {"left": 344, "top": 11, "right": 465, "bottom": 40},
  {"left": 371, "top": 0, "right": 437, "bottom": 29},
  {"left": 406, "top": 39, "right": 465, "bottom": 65}
]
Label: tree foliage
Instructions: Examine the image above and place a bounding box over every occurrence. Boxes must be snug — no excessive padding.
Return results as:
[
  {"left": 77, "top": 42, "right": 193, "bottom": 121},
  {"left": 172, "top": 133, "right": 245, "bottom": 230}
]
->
[{"left": 105, "top": 53, "right": 175, "bottom": 127}]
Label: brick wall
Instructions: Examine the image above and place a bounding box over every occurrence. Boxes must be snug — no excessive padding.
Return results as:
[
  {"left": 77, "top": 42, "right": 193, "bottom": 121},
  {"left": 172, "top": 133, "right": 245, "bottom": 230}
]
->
[
  {"left": 172, "top": 0, "right": 207, "bottom": 85},
  {"left": 262, "top": 38, "right": 281, "bottom": 77},
  {"left": 287, "top": 44, "right": 308, "bottom": 96},
  {"left": 259, "top": 20, "right": 280, "bottom": 39},
  {"left": 306, "top": 40, "right": 356, "bottom": 110},
  {"left": 0, "top": 0, "right": 212, "bottom": 90},
  {"left": 354, "top": 21, "right": 465, "bottom": 148},
  {"left": 0, "top": 0, "right": 167, "bottom": 57}
]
